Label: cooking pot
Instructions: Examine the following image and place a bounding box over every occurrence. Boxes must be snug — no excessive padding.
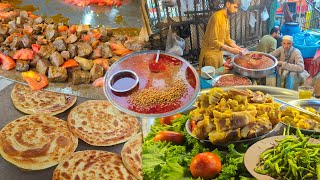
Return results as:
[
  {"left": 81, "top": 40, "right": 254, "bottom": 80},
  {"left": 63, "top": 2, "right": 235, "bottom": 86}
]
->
[{"left": 231, "top": 51, "right": 278, "bottom": 79}]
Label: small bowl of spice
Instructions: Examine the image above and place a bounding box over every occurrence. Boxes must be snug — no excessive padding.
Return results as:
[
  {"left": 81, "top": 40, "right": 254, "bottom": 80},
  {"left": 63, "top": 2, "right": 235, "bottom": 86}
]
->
[{"left": 108, "top": 70, "right": 139, "bottom": 93}]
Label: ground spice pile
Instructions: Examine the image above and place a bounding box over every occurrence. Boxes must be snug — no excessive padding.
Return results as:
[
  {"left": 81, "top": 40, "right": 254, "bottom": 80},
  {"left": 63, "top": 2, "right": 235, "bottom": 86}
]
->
[{"left": 128, "top": 79, "right": 188, "bottom": 109}]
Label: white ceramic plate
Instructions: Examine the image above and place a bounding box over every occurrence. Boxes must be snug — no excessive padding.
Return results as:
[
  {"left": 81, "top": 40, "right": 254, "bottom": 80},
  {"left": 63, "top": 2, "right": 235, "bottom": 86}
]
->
[{"left": 244, "top": 135, "right": 320, "bottom": 180}]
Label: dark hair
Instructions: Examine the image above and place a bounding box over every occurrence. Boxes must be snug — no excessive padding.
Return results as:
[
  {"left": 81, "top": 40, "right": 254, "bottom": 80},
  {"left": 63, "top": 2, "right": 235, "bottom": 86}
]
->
[
  {"left": 270, "top": 27, "right": 279, "bottom": 35},
  {"left": 224, "top": 0, "right": 239, "bottom": 5}
]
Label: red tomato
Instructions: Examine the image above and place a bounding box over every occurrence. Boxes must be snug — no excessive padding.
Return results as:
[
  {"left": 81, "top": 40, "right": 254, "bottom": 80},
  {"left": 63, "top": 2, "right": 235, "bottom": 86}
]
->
[
  {"left": 160, "top": 114, "right": 182, "bottom": 125},
  {"left": 153, "top": 131, "right": 184, "bottom": 144},
  {"left": 13, "top": 49, "right": 34, "bottom": 60},
  {"left": 190, "top": 152, "right": 222, "bottom": 180},
  {"left": 0, "top": 52, "right": 15, "bottom": 70},
  {"left": 31, "top": 44, "right": 41, "bottom": 54}
]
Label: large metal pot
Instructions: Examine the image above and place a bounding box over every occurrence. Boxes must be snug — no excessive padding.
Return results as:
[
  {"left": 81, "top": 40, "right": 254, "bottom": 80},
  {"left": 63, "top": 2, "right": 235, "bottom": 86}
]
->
[{"left": 231, "top": 51, "right": 278, "bottom": 79}]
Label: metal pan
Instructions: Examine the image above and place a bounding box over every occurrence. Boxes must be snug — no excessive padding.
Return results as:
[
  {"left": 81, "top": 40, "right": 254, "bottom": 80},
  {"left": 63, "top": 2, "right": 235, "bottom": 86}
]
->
[
  {"left": 211, "top": 74, "right": 252, "bottom": 87},
  {"left": 280, "top": 99, "right": 320, "bottom": 134},
  {"left": 232, "top": 51, "right": 278, "bottom": 79}
]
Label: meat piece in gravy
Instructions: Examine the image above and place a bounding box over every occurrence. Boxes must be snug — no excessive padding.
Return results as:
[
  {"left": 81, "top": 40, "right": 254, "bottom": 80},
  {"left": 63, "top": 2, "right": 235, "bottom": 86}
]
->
[
  {"left": 15, "top": 60, "right": 30, "bottom": 72},
  {"left": 52, "top": 38, "right": 66, "bottom": 52},
  {"left": 90, "top": 64, "right": 104, "bottom": 82},
  {"left": 77, "top": 42, "right": 92, "bottom": 57},
  {"left": 38, "top": 44, "right": 56, "bottom": 58},
  {"left": 71, "top": 70, "right": 91, "bottom": 85},
  {"left": 48, "top": 66, "right": 68, "bottom": 82},
  {"left": 49, "top": 51, "right": 64, "bottom": 67},
  {"left": 36, "top": 58, "right": 51, "bottom": 75},
  {"left": 67, "top": 43, "right": 77, "bottom": 58}
]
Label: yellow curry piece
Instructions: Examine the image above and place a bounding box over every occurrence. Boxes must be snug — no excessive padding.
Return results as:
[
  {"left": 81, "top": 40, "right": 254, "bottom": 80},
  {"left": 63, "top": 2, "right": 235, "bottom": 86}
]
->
[
  {"left": 281, "top": 106, "right": 320, "bottom": 131},
  {"left": 190, "top": 88, "right": 281, "bottom": 144}
]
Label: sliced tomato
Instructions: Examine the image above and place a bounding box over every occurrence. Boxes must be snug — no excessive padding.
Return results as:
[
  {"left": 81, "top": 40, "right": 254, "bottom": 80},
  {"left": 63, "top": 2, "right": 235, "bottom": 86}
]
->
[
  {"left": 13, "top": 49, "right": 34, "bottom": 60},
  {"left": 153, "top": 131, "right": 184, "bottom": 144},
  {"left": 0, "top": 53, "right": 15, "bottom": 70},
  {"left": 0, "top": 11, "right": 18, "bottom": 19},
  {"left": 160, "top": 114, "right": 182, "bottom": 125},
  {"left": 31, "top": 44, "right": 41, "bottom": 54},
  {"left": 61, "top": 59, "right": 79, "bottom": 68},
  {"left": 81, "top": 34, "right": 91, "bottom": 41},
  {"left": 21, "top": 71, "right": 48, "bottom": 90},
  {"left": 58, "top": 25, "right": 69, "bottom": 32},
  {"left": 92, "top": 77, "right": 104, "bottom": 87},
  {"left": 27, "top": 11, "right": 38, "bottom": 19}
]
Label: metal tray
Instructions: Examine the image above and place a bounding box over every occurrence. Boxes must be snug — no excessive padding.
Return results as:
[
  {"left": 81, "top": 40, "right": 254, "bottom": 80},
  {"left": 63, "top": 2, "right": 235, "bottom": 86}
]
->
[
  {"left": 12, "top": 0, "right": 142, "bottom": 28},
  {"left": 211, "top": 74, "right": 252, "bottom": 87},
  {"left": 0, "top": 83, "right": 141, "bottom": 180},
  {"left": 280, "top": 99, "right": 320, "bottom": 134},
  {"left": 142, "top": 85, "right": 299, "bottom": 137}
]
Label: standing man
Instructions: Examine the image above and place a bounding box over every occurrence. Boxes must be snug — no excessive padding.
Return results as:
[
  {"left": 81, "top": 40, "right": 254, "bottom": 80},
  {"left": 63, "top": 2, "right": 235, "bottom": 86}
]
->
[
  {"left": 199, "top": 0, "right": 245, "bottom": 69},
  {"left": 256, "top": 27, "right": 281, "bottom": 53},
  {"left": 271, "top": 35, "right": 309, "bottom": 89}
]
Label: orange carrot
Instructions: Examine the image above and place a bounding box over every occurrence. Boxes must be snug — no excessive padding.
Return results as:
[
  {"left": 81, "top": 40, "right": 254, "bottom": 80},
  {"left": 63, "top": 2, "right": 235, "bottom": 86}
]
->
[
  {"left": 58, "top": 25, "right": 69, "bottom": 32},
  {"left": 61, "top": 59, "right": 79, "bottom": 68},
  {"left": 93, "top": 58, "right": 109, "bottom": 70}
]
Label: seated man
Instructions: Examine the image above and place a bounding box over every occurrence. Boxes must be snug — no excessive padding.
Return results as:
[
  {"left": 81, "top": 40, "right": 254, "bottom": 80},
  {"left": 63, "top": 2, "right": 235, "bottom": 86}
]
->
[
  {"left": 256, "top": 27, "right": 280, "bottom": 53},
  {"left": 270, "top": 35, "right": 309, "bottom": 90}
]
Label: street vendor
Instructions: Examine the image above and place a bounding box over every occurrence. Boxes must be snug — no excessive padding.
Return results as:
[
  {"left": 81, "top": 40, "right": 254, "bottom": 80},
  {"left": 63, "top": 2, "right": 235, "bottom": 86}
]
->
[
  {"left": 199, "top": 0, "right": 245, "bottom": 69},
  {"left": 271, "top": 35, "right": 309, "bottom": 89},
  {"left": 256, "top": 27, "right": 280, "bottom": 53}
]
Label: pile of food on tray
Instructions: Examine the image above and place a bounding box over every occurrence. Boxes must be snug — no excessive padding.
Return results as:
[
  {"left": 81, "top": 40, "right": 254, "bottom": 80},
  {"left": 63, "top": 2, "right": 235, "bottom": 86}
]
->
[
  {"left": 281, "top": 106, "right": 320, "bottom": 131},
  {"left": 189, "top": 88, "right": 280, "bottom": 144},
  {"left": 234, "top": 52, "right": 274, "bottom": 69},
  {"left": 213, "top": 74, "right": 252, "bottom": 87},
  {"left": 0, "top": 2, "right": 146, "bottom": 90}
]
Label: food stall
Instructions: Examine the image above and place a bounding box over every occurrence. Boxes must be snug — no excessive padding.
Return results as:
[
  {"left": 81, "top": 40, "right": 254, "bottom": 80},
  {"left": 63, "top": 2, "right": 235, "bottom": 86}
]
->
[{"left": 0, "top": 1, "right": 320, "bottom": 180}]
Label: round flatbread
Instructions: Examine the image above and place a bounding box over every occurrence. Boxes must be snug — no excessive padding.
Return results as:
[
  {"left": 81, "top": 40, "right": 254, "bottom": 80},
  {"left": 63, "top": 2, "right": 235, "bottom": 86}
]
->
[
  {"left": 67, "top": 100, "right": 140, "bottom": 146},
  {"left": 52, "top": 150, "right": 136, "bottom": 180},
  {"left": 121, "top": 132, "right": 143, "bottom": 179},
  {"left": 0, "top": 114, "right": 78, "bottom": 170},
  {"left": 11, "top": 83, "right": 77, "bottom": 115}
]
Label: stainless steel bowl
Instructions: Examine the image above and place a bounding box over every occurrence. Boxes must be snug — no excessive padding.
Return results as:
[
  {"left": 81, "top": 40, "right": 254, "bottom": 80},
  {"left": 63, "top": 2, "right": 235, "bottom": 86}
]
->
[
  {"left": 211, "top": 74, "right": 252, "bottom": 87},
  {"left": 280, "top": 99, "right": 320, "bottom": 134},
  {"left": 232, "top": 51, "right": 278, "bottom": 78},
  {"left": 185, "top": 119, "right": 280, "bottom": 147}
]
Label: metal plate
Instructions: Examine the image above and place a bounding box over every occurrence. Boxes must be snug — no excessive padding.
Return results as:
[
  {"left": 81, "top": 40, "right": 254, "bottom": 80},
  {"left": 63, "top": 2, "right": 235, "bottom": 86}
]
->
[
  {"left": 280, "top": 99, "right": 320, "bottom": 134},
  {"left": 185, "top": 119, "right": 280, "bottom": 147},
  {"left": 0, "top": 83, "right": 141, "bottom": 179},
  {"left": 12, "top": 0, "right": 142, "bottom": 28},
  {"left": 211, "top": 74, "right": 252, "bottom": 87},
  {"left": 142, "top": 85, "right": 299, "bottom": 137},
  {"left": 0, "top": 69, "right": 106, "bottom": 100},
  {"left": 104, "top": 50, "right": 200, "bottom": 118}
]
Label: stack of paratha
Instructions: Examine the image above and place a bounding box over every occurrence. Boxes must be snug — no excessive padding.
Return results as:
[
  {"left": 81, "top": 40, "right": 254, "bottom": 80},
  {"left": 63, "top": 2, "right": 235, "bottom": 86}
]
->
[
  {"left": 52, "top": 150, "right": 136, "bottom": 180},
  {"left": 67, "top": 100, "right": 140, "bottom": 146},
  {"left": 121, "top": 132, "right": 143, "bottom": 179},
  {"left": 11, "top": 84, "right": 77, "bottom": 115},
  {"left": 0, "top": 114, "right": 78, "bottom": 170}
]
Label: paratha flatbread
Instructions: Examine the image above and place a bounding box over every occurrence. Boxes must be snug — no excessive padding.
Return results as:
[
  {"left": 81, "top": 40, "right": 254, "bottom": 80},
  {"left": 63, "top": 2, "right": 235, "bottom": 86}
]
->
[
  {"left": 11, "top": 83, "right": 77, "bottom": 115},
  {"left": 0, "top": 114, "right": 78, "bottom": 170},
  {"left": 67, "top": 100, "right": 140, "bottom": 146},
  {"left": 121, "top": 132, "right": 143, "bottom": 179},
  {"left": 52, "top": 150, "right": 136, "bottom": 180}
]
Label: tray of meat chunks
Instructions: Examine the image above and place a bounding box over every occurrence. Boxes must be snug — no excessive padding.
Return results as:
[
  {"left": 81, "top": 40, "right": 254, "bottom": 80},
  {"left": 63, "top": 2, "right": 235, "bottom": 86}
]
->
[{"left": 0, "top": 1, "right": 147, "bottom": 100}]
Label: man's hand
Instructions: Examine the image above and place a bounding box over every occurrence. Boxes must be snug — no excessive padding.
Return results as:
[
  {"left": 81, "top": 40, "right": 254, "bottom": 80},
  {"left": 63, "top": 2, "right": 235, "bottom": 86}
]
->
[
  {"left": 312, "top": 57, "right": 320, "bottom": 66},
  {"left": 229, "top": 47, "right": 241, "bottom": 55}
]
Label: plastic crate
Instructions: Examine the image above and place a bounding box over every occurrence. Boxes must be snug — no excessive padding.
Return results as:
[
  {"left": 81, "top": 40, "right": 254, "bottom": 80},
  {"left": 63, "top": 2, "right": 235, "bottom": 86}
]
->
[{"left": 294, "top": 44, "right": 320, "bottom": 58}]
